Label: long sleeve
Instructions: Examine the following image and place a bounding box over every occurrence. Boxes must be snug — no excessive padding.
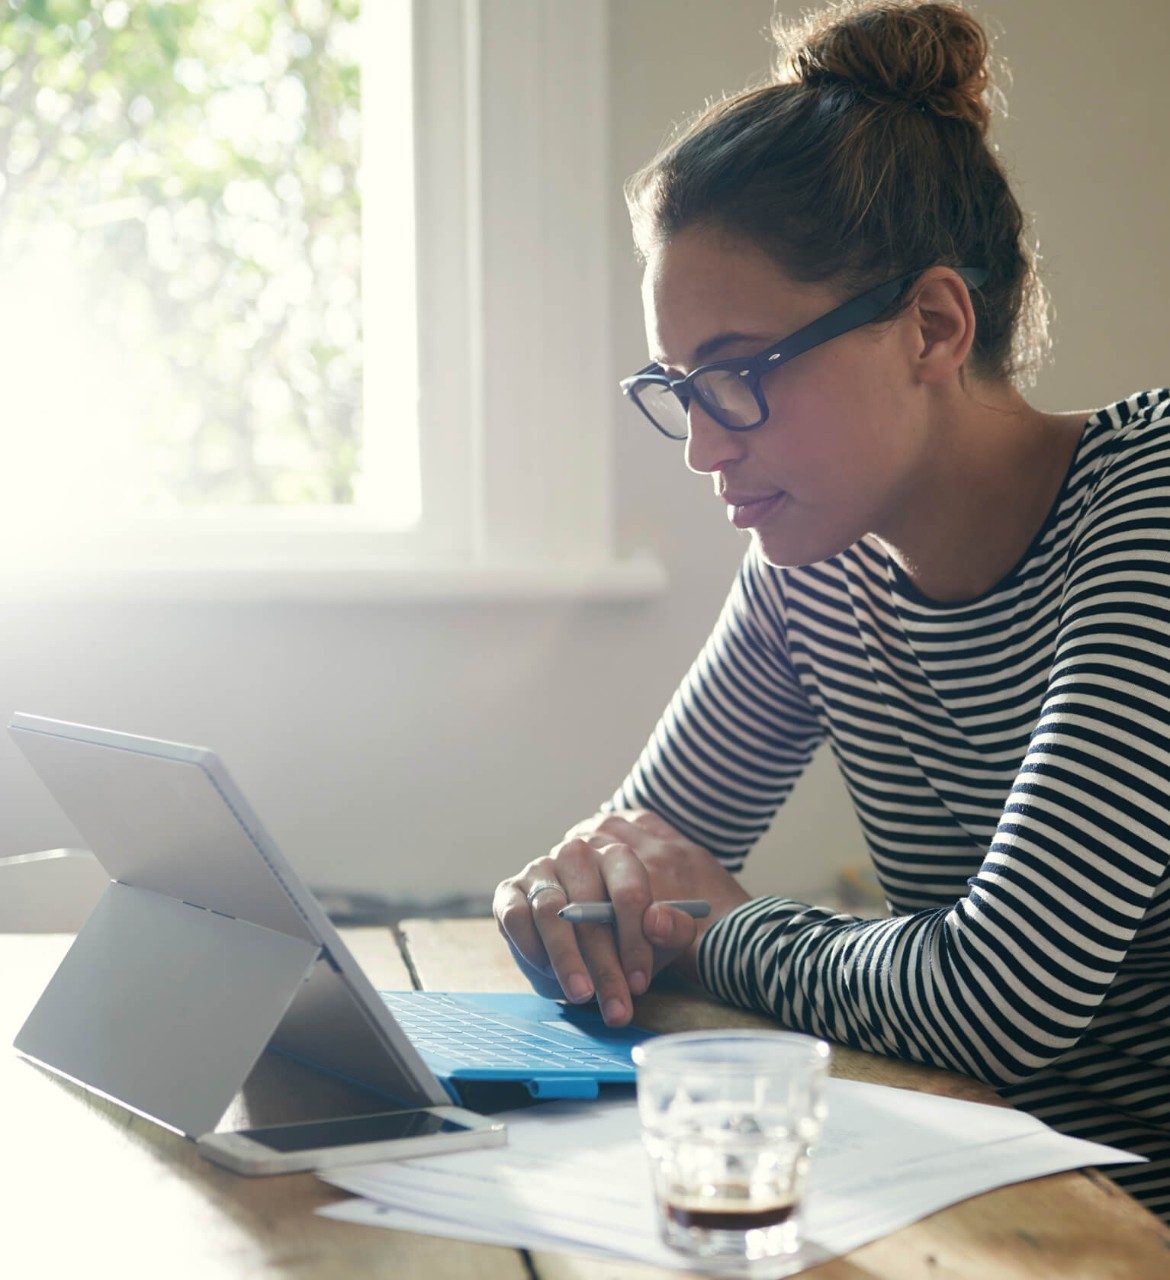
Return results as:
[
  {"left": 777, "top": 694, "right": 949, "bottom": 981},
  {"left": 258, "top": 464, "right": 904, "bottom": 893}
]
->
[
  {"left": 605, "top": 545, "right": 825, "bottom": 869},
  {"left": 697, "top": 414, "right": 1170, "bottom": 1087}
]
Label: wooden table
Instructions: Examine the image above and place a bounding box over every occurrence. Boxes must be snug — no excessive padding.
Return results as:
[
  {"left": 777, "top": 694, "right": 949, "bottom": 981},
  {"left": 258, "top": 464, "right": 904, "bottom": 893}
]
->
[{"left": 4, "top": 923, "right": 1169, "bottom": 1280}]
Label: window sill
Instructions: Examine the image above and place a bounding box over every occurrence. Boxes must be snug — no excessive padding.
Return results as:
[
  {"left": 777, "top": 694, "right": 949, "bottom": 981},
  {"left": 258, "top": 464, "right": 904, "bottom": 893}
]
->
[{"left": 0, "top": 552, "right": 668, "bottom": 603}]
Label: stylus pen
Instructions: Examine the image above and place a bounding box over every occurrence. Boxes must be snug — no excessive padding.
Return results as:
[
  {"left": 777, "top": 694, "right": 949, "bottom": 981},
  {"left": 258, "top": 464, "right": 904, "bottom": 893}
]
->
[{"left": 557, "top": 899, "right": 711, "bottom": 925}]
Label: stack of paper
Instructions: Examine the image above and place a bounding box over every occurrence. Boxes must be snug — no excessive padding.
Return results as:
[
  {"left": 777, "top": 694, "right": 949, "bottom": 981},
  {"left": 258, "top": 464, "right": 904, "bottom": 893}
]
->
[{"left": 318, "top": 1078, "right": 1139, "bottom": 1273}]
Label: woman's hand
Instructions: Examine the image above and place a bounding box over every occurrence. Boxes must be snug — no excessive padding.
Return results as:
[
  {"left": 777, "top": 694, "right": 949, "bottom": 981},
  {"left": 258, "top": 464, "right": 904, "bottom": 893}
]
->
[{"left": 493, "top": 809, "right": 751, "bottom": 1025}]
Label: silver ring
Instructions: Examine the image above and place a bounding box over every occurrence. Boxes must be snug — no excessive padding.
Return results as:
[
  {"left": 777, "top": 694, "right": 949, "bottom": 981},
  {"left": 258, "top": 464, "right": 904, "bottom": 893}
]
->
[{"left": 526, "top": 879, "right": 567, "bottom": 909}]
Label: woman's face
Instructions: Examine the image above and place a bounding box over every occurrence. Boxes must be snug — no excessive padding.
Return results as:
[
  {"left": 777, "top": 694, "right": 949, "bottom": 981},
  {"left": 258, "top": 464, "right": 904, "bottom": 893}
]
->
[{"left": 641, "top": 226, "right": 931, "bottom": 568}]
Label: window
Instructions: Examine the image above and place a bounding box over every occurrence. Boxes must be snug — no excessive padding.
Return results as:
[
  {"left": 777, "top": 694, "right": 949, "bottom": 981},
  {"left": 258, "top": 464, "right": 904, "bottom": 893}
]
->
[
  {"left": 0, "top": 1, "right": 662, "bottom": 599},
  {"left": 0, "top": 3, "right": 383, "bottom": 510}
]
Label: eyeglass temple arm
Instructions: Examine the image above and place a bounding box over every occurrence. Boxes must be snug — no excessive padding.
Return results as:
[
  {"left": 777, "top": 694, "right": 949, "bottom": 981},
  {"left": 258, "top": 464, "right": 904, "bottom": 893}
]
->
[
  {"left": 756, "top": 266, "right": 989, "bottom": 368},
  {"left": 621, "top": 266, "right": 990, "bottom": 385}
]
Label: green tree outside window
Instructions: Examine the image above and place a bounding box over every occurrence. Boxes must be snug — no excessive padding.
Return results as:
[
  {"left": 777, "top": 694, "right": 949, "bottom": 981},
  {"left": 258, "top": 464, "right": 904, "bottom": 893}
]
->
[{"left": 0, "top": 0, "right": 362, "bottom": 508}]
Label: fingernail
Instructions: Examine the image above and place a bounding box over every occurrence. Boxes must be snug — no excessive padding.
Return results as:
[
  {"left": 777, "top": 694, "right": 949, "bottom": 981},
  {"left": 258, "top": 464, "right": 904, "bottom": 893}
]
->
[
  {"left": 568, "top": 973, "right": 593, "bottom": 1001},
  {"left": 629, "top": 970, "right": 647, "bottom": 995},
  {"left": 603, "top": 998, "right": 627, "bottom": 1023}
]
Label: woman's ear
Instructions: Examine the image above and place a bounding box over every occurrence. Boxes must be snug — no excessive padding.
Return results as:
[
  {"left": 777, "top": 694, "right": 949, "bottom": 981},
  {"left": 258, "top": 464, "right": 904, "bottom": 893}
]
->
[{"left": 908, "top": 268, "right": 978, "bottom": 385}]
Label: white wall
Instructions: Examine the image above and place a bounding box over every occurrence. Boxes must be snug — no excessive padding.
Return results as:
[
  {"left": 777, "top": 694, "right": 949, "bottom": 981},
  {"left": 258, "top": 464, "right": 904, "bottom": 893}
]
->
[{"left": 3, "top": 0, "right": 1167, "bottom": 922}]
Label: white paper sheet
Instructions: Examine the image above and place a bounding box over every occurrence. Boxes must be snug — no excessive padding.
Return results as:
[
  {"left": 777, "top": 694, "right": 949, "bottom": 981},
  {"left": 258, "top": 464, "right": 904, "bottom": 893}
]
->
[{"left": 317, "top": 1077, "right": 1141, "bottom": 1272}]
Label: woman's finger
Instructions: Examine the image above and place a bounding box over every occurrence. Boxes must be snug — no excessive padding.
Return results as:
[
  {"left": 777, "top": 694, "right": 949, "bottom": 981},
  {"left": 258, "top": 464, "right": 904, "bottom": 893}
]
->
[
  {"left": 493, "top": 870, "right": 553, "bottom": 966},
  {"left": 644, "top": 901, "right": 699, "bottom": 952},
  {"left": 552, "top": 837, "right": 638, "bottom": 1025},
  {"left": 596, "top": 842, "right": 655, "bottom": 997},
  {"left": 495, "top": 858, "right": 593, "bottom": 1003}
]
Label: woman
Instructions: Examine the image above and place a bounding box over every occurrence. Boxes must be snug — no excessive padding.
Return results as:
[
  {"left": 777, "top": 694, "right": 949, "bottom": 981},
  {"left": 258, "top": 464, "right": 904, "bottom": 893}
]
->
[{"left": 493, "top": 0, "right": 1170, "bottom": 1219}]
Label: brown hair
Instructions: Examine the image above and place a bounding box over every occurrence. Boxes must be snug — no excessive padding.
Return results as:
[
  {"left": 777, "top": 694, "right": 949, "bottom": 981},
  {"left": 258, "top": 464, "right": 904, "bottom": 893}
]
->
[{"left": 625, "top": 1, "right": 1049, "bottom": 385}]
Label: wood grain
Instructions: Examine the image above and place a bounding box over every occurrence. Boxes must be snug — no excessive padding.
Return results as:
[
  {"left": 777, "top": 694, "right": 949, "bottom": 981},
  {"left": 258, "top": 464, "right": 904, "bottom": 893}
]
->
[{"left": 399, "top": 917, "right": 1170, "bottom": 1280}]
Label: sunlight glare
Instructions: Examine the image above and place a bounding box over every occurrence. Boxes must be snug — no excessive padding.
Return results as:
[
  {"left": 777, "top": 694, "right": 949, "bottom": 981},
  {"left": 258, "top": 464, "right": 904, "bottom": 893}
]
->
[{"left": 0, "top": 246, "right": 154, "bottom": 567}]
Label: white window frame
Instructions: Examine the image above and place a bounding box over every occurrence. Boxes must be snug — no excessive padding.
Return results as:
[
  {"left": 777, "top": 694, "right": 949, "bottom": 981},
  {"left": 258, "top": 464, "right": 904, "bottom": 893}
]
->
[{"left": 4, "top": 0, "right": 664, "bottom": 603}]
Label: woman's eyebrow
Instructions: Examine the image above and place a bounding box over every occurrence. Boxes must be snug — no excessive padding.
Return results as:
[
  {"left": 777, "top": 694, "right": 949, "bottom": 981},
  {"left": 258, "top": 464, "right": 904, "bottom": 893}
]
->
[{"left": 654, "top": 330, "right": 771, "bottom": 369}]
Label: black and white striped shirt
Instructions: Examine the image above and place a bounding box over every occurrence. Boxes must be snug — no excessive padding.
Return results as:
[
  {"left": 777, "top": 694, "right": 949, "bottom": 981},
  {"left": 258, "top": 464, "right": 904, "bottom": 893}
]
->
[{"left": 609, "top": 387, "right": 1170, "bottom": 1219}]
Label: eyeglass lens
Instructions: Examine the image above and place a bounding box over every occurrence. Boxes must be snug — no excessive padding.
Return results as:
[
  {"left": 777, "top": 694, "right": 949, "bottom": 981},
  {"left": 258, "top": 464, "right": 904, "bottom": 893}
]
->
[
  {"left": 635, "top": 367, "right": 763, "bottom": 439},
  {"left": 635, "top": 380, "right": 689, "bottom": 439},
  {"left": 693, "top": 368, "right": 762, "bottom": 428}
]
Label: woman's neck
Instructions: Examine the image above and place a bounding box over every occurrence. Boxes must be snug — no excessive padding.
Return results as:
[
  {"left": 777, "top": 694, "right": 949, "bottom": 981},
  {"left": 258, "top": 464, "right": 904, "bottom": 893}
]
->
[{"left": 876, "top": 383, "right": 1089, "bottom": 605}]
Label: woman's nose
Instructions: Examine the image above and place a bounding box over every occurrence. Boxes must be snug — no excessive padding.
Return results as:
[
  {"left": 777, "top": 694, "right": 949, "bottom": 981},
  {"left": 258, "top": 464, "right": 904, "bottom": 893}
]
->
[{"left": 684, "top": 402, "right": 746, "bottom": 475}]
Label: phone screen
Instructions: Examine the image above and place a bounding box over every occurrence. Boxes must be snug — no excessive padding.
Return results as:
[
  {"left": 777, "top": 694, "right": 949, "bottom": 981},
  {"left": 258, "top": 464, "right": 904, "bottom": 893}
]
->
[{"left": 240, "top": 1110, "right": 469, "bottom": 1152}]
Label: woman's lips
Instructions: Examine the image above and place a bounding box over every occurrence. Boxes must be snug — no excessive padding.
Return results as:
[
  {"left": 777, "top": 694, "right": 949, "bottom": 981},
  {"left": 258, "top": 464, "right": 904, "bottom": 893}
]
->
[{"left": 727, "top": 492, "right": 785, "bottom": 529}]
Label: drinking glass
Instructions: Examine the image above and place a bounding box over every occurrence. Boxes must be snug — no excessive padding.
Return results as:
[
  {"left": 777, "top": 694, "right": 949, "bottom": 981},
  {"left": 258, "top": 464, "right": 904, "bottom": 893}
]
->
[{"left": 633, "top": 1030, "right": 830, "bottom": 1266}]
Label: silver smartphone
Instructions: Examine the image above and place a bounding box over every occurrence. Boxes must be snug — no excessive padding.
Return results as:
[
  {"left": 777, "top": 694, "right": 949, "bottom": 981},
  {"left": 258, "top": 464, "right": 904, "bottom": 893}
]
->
[{"left": 197, "top": 1106, "right": 505, "bottom": 1176}]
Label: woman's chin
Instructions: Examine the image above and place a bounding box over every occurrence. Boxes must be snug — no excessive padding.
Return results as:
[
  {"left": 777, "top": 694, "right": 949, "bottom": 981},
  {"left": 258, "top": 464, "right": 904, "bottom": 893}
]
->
[{"left": 752, "top": 518, "right": 856, "bottom": 570}]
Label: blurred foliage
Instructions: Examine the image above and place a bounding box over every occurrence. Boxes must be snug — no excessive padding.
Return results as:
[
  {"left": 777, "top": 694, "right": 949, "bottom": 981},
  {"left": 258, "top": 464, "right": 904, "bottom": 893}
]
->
[{"left": 0, "top": 0, "right": 362, "bottom": 506}]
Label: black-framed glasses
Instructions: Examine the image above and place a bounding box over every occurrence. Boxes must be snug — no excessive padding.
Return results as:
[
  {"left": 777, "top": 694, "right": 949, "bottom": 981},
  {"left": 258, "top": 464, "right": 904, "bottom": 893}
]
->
[{"left": 620, "top": 266, "right": 988, "bottom": 441}]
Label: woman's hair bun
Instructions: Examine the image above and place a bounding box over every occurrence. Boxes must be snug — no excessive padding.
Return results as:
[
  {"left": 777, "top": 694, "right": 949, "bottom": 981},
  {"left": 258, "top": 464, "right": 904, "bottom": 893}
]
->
[{"left": 776, "top": 1, "right": 993, "bottom": 134}]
